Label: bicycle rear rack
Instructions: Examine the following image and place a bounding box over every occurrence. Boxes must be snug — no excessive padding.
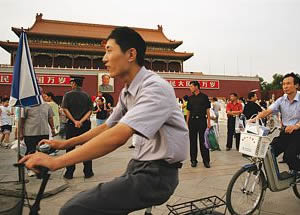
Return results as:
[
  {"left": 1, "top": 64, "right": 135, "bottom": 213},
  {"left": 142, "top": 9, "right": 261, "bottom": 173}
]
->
[{"left": 167, "top": 195, "right": 227, "bottom": 215}]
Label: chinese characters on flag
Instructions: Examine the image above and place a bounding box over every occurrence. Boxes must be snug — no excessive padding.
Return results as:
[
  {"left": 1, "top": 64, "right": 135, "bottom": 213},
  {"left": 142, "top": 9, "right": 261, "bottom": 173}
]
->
[
  {"left": 166, "top": 79, "right": 219, "bottom": 89},
  {"left": 0, "top": 74, "right": 71, "bottom": 86}
]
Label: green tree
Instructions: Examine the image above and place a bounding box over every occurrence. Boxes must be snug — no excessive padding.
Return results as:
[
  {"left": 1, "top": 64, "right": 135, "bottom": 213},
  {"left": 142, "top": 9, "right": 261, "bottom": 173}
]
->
[
  {"left": 296, "top": 73, "right": 300, "bottom": 82},
  {"left": 270, "top": 73, "right": 283, "bottom": 90},
  {"left": 259, "top": 76, "right": 271, "bottom": 91}
]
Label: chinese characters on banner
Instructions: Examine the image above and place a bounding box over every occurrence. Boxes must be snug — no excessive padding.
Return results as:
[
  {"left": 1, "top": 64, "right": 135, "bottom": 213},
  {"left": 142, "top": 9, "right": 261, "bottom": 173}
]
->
[
  {"left": 166, "top": 79, "right": 219, "bottom": 89},
  {"left": 0, "top": 74, "right": 71, "bottom": 86}
]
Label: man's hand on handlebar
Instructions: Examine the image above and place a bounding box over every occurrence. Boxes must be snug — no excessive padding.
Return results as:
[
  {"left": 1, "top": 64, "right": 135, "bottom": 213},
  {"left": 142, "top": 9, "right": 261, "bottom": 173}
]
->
[
  {"left": 285, "top": 125, "right": 298, "bottom": 134},
  {"left": 19, "top": 152, "right": 57, "bottom": 173},
  {"left": 38, "top": 139, "right": 69, "bottom": 150}
]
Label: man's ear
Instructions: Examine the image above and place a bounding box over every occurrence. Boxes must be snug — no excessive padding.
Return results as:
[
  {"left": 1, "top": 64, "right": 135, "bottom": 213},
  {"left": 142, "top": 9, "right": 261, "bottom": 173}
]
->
[{"left": 127, "top": 48, "right": 137, "bottom": 63}]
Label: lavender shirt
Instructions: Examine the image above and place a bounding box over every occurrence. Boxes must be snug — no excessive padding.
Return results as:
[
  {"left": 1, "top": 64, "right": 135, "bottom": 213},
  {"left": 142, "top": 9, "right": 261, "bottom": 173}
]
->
[
  {"left": 269, "top": 91, "right": 300, "bottom": 126},
  {"left": 106, "top": 67, "right": 189, "bottom": 163}
]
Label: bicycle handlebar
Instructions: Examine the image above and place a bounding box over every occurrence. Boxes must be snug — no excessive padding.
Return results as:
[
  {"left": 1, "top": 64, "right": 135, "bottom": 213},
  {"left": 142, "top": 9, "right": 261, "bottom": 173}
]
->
[
  {"left": 13, "top": 145, "right": 53, "bottom": 215},
  {"left": 35, "top": 144, "right": 53, "bottom": 178},
  {"left": 14, "top": 144, "right": 53, "bottom": 178}
]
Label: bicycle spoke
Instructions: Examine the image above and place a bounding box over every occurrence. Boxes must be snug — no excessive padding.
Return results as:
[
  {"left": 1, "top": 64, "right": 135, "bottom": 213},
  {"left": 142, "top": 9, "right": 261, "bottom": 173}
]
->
[{"left": 227, "top": 167, "right": 265, "bottom": 215}]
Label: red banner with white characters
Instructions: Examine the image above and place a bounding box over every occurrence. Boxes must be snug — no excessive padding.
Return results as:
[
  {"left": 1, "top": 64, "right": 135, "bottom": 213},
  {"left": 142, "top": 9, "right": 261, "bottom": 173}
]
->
[
  {"left": 166, "top": 79, "right": 219, "bottom": 89},
  {"left": 0, "top": 74, "right": 71, "bottom": 86}
]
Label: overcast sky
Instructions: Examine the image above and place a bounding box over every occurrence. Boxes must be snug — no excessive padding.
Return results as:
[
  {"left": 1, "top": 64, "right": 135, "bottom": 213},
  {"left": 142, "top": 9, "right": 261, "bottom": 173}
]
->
[{"left": 1, "top": 0, "right": 299, "bottom": 82}]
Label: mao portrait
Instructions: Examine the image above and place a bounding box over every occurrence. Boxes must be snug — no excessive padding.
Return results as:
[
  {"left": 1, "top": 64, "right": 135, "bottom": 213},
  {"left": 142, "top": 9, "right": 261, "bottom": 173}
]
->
[{"left": 98, "top": 73, "right": 114, "bottom": 92}]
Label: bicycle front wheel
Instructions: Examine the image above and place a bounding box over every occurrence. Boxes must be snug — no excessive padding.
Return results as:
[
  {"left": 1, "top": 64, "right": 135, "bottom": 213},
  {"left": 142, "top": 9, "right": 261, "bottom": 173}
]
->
[
  {"left": 226, "top": 167, "right": 266, "bottom": 215},
  {"left": 292, "top": 178, "right": 300, "bottom": 199}
]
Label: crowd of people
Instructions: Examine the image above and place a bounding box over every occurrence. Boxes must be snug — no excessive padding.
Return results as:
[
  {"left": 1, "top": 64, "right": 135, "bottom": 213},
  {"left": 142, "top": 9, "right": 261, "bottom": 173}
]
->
[
  {"left": 0, "top": 84, "right": 113, "bottom": 177},
  {"left": 0, "top": 73, "right": 297, "bottom": 173},
  {"left": 0, "top": 27, "right": 299, "bottom": 214},
  {"left": 174, "top": 85, "right": 287, "bottom": 168},
  {"left": 0, "top": 74, "right": 298, "bottom": 170}
]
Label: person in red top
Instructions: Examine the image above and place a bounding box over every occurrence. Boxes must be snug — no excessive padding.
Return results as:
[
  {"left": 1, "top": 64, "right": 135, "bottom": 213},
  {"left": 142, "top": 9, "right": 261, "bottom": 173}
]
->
[{"left": 226, "top": 93, "right": 243, "bottom": 151}]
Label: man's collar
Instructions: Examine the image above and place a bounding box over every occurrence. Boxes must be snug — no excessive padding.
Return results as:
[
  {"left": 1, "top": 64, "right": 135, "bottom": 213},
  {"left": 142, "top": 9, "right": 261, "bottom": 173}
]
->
[
  {"left": 283, "top": 91, "right": 300, "bottom": 102},
  {"left": 126, "top": 66, "right": 147, "bottom": 96},
  {"left": 295, "top": 91, "right": 300, "bottom": 101}
]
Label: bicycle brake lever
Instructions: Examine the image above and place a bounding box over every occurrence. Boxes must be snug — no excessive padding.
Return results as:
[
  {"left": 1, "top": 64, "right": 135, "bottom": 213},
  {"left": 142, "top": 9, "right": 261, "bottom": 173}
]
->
[{"left": 13, "top": 163, "right": 25, "bottom": 168}]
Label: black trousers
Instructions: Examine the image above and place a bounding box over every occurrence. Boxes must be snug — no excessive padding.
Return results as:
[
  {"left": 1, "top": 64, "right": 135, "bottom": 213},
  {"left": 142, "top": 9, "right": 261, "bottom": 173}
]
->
[
  {"left": 226, "top": 116, "right": 240, "bottom": 150},
  {"left": 188, "top": 117, "right": 210, "bottom": 163},
  {"left": 271, "top": 129, "right": 300, "bottom": 171},
  {"left": 65, "top": 120, "right": 92, "bottom": 175},
  {"left": 59, "top": 159, "right": 179, "bottom": 215},
  {"left": 24, "top": 135, "right": 49, "bottom": 155}
]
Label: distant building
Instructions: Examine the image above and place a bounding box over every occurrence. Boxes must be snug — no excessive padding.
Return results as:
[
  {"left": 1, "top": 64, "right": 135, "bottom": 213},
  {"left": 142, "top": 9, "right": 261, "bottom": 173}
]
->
[
  {"left": 0, "top": 13, "right": 260, "bottom": 102},
  {"left": 0, "top": 13, "right": 192, "bottom": 72}
]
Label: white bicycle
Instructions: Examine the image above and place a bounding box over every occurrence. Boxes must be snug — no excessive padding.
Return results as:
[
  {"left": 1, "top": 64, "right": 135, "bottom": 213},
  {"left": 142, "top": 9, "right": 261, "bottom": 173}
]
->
[{"left": 226, "top": 128, "right": 300, "bottom": 215}]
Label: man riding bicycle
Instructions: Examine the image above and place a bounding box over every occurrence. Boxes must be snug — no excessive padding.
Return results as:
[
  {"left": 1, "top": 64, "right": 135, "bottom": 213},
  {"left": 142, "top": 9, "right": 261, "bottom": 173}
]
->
[
  {"left": 19, "top": 27, "right": 189, "bottom": 215},
  {"left": 252, "top": 73, "right": 300, "bottom": 171}
]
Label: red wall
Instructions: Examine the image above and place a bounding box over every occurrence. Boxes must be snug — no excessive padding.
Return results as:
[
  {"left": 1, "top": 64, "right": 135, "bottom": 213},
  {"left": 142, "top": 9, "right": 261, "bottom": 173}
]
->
[
  {"left": 1, "top": 74, "right": 260, "bottom": 104},
  {"left": 0, "top": 84, "right": 10, "bottom": 98},
  {"left": 107, "top": 78, "right": 260, "bottom": 103},
  {"left": 0, "top": 75, "right": 98, "bottom": 99},
  {"left": 159, "top": 80, "right": 260, "bottom": 100}
]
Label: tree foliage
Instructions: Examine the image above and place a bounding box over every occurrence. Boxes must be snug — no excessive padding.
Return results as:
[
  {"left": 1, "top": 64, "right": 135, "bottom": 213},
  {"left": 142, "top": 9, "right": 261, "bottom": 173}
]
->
[
  {"left": 260, "top": 73, "right": 300, "bottom": 92},
  {"left": 259, "top": 73, "right": 300, "bottom": 99},
  {"left": 259, "top": 73, "right": 284, "bottom": 92}
]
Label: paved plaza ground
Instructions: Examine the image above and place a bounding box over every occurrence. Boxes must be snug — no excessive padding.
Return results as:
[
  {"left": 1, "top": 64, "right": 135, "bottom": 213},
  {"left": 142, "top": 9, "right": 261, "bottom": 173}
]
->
[{"left": 0, "top": 117, "right": 299, "bottom": 214}]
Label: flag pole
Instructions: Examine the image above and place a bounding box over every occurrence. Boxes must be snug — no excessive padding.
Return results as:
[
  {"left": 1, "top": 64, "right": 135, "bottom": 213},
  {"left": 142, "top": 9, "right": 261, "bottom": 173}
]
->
[
  {"left": 17, "top": 109, "right": 24, "bottom": 182},
  {"left": 10, "top": 30, "right": 42, "bottom": 182},
  {"left": 17, "top": 29, "right": 23, "bottom": 182}
]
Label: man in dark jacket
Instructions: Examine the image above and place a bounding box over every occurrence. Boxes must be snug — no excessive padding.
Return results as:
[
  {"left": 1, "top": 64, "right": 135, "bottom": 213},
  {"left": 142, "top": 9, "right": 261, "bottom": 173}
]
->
[
  {"left": 243, "top": 92, "right": 262, "bottom": 120},
  {"left": 61, "top": 76, "right": 94, "bottom": 179}
]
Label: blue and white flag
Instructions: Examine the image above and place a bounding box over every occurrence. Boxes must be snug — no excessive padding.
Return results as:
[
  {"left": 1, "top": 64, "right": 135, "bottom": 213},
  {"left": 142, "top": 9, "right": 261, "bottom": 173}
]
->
[{"left": 9, "top": 31, "right": 43, "bottom": 107}]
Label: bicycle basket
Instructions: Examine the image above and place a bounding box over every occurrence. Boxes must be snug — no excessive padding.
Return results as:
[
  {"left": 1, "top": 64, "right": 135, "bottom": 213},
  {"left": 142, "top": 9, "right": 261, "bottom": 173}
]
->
[
  {"left": 239, "top": 132, "right": 271, "bottom": 158},
  {"left": 167, "top": 195, "right": 226, "bottom": 215}
]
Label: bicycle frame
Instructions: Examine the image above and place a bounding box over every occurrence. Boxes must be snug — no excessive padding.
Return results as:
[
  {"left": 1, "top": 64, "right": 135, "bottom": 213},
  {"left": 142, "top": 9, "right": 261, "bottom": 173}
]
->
[
  {"left": 263, "top": 147, "right": 295, "bottom": 192},
  {"left": 243, "top": 147, "right": 296, "bottom": 193}
]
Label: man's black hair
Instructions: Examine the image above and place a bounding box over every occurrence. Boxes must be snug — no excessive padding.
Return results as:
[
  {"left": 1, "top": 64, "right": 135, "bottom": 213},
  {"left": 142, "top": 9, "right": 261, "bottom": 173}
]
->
[
  {"left": 98, "top": 97, "right": 104, "bottom": 103},
  {"left": 183, "top": 95, "right": 189, "bottom": 101},
  {"left": 46, "top": 92, "right": 54, "bottom": 98},
  {"left": 190, "top": 81, "right": 200, "bottom": 89},
  {"left": 46, "top": 92, "right": 59, "bottom": 104},
  {"left": 283, "top": 72, "right": 300, "bottom": 85},
  {"left": 213, "top": 97, "right": 218, "bottom": 101},
  {"left": 230, "top": 93, "right": 238, "bottom": 97},
  {"left": 70, "top": 76, "right": 84, "bottom": 87},
  {"left": 107, "top": 27, "right": 146, "bottom": 67},
  {"left": 72, "top": 80, "right": 83, "bottom": 87},
  {"left": 248, "top": 92, "right": 256, "bottom": 100}
]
